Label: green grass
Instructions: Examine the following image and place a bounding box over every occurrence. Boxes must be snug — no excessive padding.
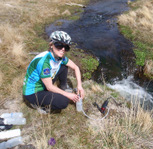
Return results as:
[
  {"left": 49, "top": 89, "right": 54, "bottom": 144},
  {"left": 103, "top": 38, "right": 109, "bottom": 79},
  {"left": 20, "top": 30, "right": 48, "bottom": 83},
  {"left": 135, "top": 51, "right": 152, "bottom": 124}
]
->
[
  {"left": 81, "top": 56, "right": 99, "bottom": 79},
  {"left": 119, "top": 25, "right": 153, "bottom": 66},
  {"left": 134, "top": 49, "right": 146, "bottom": 66},
  {"left": 119, "top": 25, "right": 135, "bottom": 40}
]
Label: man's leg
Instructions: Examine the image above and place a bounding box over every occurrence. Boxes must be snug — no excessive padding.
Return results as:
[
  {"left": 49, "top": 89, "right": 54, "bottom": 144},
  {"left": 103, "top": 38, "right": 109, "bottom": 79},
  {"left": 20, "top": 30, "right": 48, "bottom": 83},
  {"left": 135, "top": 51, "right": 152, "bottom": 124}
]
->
[{"left": 23, "top": 91, "right": 69, "bottom": 111}]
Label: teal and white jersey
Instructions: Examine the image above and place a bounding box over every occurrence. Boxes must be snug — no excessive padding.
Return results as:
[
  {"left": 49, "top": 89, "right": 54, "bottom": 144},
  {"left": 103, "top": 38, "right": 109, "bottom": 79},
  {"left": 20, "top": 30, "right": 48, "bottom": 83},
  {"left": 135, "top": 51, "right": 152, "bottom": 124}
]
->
[{"left": 23, "top": 51, "right": 69, "bottom": 95}]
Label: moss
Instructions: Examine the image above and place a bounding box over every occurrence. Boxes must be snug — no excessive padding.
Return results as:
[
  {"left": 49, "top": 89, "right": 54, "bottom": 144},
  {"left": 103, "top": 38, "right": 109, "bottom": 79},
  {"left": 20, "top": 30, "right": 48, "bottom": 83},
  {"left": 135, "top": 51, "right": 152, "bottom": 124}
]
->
[
  {"left": 81, "top": 56, "right": 99, "bottom": 79},
  {"left": 68, "top": 15, "right": 81, "bottom": 21},
  {"left": 119, "top": 25, "right": 135, "bottom": 40},
  {"left": 134, "top": 49, "right": 146, "bottom": 66}
]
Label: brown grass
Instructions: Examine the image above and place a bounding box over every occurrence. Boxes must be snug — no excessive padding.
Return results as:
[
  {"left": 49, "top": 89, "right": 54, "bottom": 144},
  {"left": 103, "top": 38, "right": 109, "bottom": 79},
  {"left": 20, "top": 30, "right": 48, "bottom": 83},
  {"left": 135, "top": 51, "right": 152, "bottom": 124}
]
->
[
  {"left": 118, "top": 0, "right": 153, "bottom": 44},
  {"left": 88, "top": 100, "right": 153, "bottom": 149},
  {"left": 144, "top": 60, "right": 153, "bottom": 77},
  {"left": 118, "top": 0, "right": 153, "bottom": 78},
  {"left": 0, "top": 71, "right": 3, "bottom": 86}
]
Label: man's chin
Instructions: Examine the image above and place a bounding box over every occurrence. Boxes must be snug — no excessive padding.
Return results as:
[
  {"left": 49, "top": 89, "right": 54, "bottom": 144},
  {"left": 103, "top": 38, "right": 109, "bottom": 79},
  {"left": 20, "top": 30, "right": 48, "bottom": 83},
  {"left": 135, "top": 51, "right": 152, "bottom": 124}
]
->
[{"left": 59, "top": 54, "right": 64, "bottom": 58}]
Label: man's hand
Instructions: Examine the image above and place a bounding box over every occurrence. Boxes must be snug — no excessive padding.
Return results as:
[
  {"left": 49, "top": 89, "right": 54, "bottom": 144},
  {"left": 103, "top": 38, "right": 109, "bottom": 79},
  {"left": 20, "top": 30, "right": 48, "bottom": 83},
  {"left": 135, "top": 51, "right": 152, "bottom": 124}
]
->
[
  {"left": 67, "top": 93, "right": 80, "bottom": 103},
  {"left": 77, "top": 86, "right": 85, "bottom": 99}
]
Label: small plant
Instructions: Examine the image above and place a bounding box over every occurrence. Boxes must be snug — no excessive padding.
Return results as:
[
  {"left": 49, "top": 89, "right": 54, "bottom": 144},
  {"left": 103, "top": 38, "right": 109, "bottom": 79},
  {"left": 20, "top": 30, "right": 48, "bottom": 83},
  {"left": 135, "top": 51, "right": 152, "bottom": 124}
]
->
[
  {"left": 81, "top": 56, "right": 99, "bottom": 79},
  {"left": 134, "top": 49, "right": 146, "bottom": 66}
]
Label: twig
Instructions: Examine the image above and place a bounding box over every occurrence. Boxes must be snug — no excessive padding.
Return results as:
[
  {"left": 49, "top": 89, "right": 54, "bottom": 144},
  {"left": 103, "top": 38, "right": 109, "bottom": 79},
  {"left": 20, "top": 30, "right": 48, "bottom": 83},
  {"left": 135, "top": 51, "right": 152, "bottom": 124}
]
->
[
  {"left": 28, "top": 52, "right": 40, "bottom": 55},
  {"left": 65, "top": 3, "right": 86, "bottom": 8},
  {"left": 0, "top": 99, "right": 6, "bottom": 107}
]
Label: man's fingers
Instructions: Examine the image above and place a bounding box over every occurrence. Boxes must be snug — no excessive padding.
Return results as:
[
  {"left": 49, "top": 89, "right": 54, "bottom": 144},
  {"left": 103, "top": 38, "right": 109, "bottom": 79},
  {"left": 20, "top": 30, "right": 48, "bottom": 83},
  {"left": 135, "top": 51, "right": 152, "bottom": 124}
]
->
[{"left": 77, "top": 90, "right": 80, "bottom": 96}]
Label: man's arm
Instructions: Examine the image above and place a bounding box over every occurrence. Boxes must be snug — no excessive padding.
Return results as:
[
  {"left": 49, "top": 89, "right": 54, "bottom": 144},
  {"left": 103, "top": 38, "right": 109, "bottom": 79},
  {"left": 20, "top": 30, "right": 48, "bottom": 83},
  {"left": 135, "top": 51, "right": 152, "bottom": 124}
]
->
[
  {"left": 41, "top": 77, "right": 79, "bottom": 103},
  {"left": 66, "top": 59, "right": 85, "bottom": 99}
]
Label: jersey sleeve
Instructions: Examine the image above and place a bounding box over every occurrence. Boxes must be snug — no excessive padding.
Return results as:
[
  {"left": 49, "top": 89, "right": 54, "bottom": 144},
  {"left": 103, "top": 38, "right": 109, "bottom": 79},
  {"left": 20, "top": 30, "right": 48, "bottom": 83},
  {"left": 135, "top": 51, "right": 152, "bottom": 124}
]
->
[
  {"left": 62, "top": 56, "right": 69, "bottom": 65},
  {"left": 40, "top": 61, "right": 51, "bottom": 78}
]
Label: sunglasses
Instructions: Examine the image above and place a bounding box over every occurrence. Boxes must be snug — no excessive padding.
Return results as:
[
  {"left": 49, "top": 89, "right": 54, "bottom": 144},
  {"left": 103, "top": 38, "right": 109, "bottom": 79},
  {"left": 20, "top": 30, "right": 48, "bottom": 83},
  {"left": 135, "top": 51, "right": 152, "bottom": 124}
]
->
[{"left": 54, "top": 42, "right": 70, "bottom": 51}]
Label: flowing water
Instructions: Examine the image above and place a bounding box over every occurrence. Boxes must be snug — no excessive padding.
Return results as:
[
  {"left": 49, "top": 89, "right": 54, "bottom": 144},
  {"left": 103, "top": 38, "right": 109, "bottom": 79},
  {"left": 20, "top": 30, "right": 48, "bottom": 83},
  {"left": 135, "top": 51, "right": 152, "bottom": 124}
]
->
[{"left": 46, "top": 0, "right": 153, "bottom": 108}]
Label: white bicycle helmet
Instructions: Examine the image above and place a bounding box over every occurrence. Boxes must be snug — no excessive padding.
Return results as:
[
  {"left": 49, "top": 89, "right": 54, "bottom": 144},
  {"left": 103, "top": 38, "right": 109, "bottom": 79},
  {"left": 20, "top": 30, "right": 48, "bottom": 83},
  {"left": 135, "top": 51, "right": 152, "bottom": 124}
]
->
[{"left": 50, "top": 31, "right": 71, "bottom": 45}]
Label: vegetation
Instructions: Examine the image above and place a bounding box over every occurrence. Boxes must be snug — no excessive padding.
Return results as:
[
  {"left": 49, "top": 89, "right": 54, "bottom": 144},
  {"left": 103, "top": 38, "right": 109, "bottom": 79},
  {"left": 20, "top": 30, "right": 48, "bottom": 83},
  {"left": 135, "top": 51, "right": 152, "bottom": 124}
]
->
[
  {"left": 118, "top": 0, "right": 153, "bottom": 78},
  {"left": 0, "top": 0, "right": 153, "bottom": 149},
  {"left": 81, "top": 56, "right": 99, "bottom": 79},
  {"left": 21, "top": 80, "right": 153, "bottom": 149}
]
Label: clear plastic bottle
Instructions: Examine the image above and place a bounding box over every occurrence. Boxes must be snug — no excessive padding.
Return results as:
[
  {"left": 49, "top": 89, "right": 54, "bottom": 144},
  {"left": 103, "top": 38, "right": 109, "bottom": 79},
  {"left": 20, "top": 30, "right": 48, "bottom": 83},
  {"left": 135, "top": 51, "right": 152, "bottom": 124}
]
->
[
  {"left": 0, "top": 136, "right": 22, "bottom": 149},
  {"left": 76, "top": 98, "right": 83, "bottom": 112},
  {"left": 0, "top": 112, "right": 23, "bottom": 118},
  {"left": 0, "top": 129, "right": 21, "bottom": 139},
  {"left": 4, "top": 117, "right": 26, "bottom": 125}
]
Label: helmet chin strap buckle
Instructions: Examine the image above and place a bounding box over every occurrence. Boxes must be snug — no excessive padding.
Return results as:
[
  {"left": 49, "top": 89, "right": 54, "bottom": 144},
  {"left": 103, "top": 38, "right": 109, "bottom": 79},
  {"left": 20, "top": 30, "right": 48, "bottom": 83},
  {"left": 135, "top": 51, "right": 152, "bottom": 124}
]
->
[{"left": 56, "top": 57, "right": 62, "bottom": 61}]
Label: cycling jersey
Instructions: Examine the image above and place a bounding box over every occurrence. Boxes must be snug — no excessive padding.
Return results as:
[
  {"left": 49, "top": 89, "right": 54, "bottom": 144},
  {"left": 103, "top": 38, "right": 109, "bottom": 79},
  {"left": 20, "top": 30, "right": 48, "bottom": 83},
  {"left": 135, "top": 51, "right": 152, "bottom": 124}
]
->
[{"left": 23, "top": 51, "right": 69, "bottom": 95}]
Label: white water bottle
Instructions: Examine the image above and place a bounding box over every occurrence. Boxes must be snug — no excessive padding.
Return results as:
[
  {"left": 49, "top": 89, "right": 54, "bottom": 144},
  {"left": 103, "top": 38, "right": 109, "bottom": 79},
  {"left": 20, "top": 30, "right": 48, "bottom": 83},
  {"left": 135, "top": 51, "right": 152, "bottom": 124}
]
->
[
  {"left": 1, "top": 112, "right": 23, "bottom": 118},
  {"left": 4, "top": 117, "right": 26, "bottom": 125},
  {"left": 0, "top": 129, "right": 21, "bottom": 139},
  {"left": 0, "top": 136, "right": 22, "bottom": 149},
  {"left": 76, "top": 98, "right": 83, "bottom": 112}
]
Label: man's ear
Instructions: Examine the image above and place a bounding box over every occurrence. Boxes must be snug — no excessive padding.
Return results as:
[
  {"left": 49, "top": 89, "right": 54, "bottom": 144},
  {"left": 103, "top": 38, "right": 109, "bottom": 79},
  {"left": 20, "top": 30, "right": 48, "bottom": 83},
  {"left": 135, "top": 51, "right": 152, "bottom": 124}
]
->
[{"left": 49, "top": 42, "right": 53, "bottom": 47}]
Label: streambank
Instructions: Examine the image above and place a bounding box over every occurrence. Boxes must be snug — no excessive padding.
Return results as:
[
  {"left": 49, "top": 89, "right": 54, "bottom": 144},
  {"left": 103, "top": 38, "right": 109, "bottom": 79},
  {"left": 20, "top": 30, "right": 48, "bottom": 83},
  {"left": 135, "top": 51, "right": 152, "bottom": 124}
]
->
[{"left": 118, "top": 0, "right": 153, "bottom": 79}]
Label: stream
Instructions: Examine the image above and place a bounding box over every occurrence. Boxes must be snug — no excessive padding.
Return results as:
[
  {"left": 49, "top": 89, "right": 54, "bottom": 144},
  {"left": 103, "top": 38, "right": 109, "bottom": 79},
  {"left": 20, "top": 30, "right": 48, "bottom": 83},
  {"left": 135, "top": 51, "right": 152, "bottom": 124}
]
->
[{"left": 45, "top": 0, "right": 153, "bottom": 108}]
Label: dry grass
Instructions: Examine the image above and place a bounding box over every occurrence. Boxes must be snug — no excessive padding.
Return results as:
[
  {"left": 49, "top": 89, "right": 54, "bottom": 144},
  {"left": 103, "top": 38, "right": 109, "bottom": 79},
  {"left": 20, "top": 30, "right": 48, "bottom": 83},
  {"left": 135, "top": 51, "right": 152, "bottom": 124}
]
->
[
  {"left": 0, "top": 0, "right": 87, "bottom": 99},
  {"left": 118, "top": 0, "right": 153, "bottom": 36},
  {"left": 87, "top": 100, "right": 153, "bottom": 149},
  {"left": 8, "top": 73, "right": 25, "bottom": 99},
  {"left": 118, "top": 0, "right": 153, "bottom": 77},
  {"left": 0, "top": 71, "right": 3, "bottom": 86},
  {"left": 144, "top": 60, "right": 153, "bottom": 77},
  {"left": 19, "top": 80, "right": 153, "bottom": 149},
  {"left": 118, "top": 0, "right": 153, "bottom": 44}
]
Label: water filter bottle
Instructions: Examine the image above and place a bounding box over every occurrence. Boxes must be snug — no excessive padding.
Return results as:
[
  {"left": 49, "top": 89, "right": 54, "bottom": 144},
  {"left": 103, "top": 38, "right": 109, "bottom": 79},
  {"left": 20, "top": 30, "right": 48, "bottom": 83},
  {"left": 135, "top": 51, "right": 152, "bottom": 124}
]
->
[
  {"left": 0, "top": 129, "right": 21, "bottom": 139},
  {"left": 76, "top": 98, "right": 83, "bottom": 112},
  {"left": 0, "top": 136, "right": 22, "bottom": 149},
  {"left": 4, "top": 117, "right": 26, "bottom": 125},
  {"left": 0, "top": 112, "right": 23, "bottom": 118}
]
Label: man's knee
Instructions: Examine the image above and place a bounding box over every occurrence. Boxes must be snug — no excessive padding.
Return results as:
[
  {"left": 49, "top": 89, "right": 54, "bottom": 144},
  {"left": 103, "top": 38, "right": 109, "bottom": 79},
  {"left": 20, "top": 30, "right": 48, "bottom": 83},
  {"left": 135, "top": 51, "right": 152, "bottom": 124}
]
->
[
  {"left": 50, "top": 95, "right": 69, "bottom": 110},
  {"left": 60, "top": 97, "right": 69, "bottom": 109}
]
